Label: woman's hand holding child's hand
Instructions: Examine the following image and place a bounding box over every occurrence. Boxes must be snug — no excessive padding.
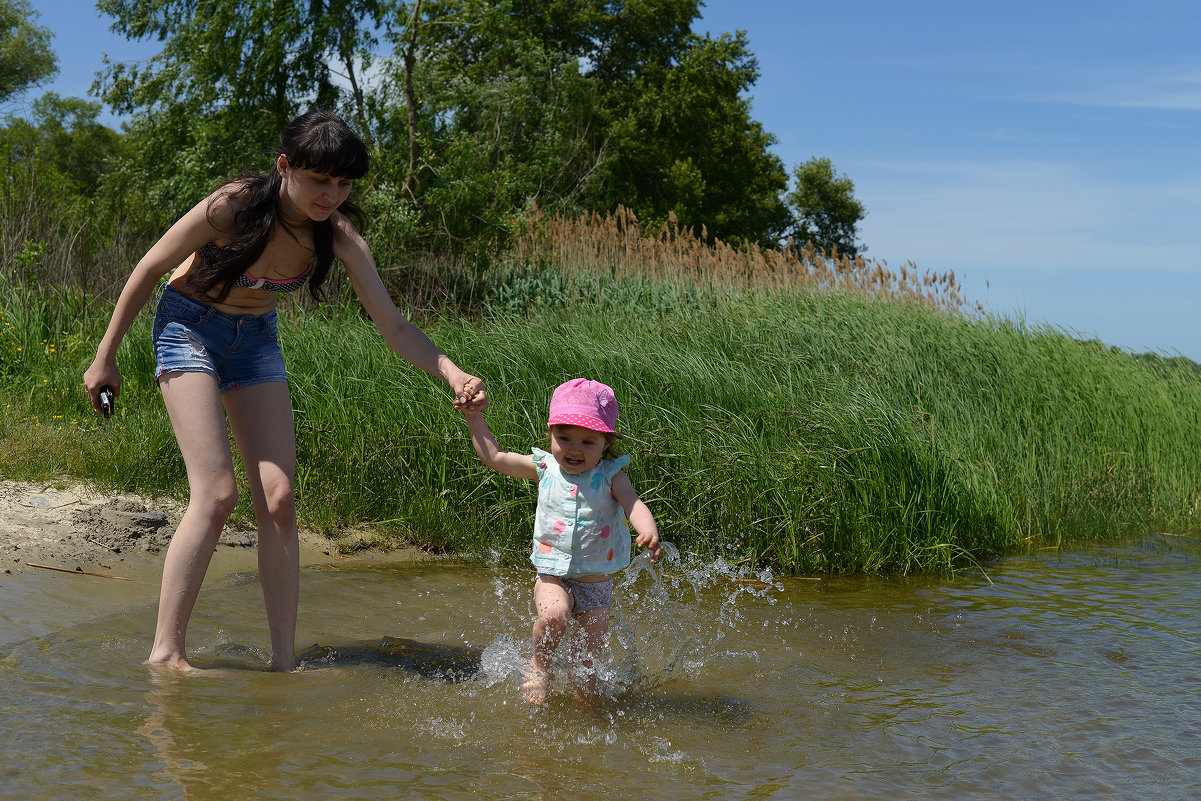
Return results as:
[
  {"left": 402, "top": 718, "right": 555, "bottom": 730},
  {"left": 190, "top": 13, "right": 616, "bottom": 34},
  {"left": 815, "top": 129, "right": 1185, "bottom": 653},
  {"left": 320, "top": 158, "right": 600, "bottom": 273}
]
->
[
  {"left": 452, "top": 375, "right": 487, "bottom": 413},
  {"left": 458, "top": 396, "right": 488, "bottom": 417}
]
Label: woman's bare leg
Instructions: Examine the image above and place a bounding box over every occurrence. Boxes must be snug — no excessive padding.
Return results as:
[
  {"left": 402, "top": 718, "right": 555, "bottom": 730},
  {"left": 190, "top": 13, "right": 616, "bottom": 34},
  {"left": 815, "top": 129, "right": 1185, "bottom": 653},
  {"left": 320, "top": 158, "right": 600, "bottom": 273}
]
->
[
  {"left": 225, "top": 381, "right": 299, "bottom": 672},
  {"left": 149, "top": 371, "right": 239, "bottom": 671}
]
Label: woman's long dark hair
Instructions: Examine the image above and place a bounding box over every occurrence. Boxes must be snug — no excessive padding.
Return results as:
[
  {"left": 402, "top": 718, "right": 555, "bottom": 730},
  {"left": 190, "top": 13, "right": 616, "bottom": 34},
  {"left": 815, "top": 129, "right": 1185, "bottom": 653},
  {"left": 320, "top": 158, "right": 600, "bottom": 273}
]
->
[{"left": 186, "top": 109, "right": 370, "bottom": 302}]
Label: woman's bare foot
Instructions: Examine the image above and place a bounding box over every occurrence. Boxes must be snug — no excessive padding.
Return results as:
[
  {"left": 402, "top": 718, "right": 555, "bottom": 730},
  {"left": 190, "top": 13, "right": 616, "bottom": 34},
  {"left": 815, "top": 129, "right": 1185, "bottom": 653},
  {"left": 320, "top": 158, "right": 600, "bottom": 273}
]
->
[
  {"left": 269, "top": 656, "right": 297, "bottom": 673},
  {"left": 144, "top": 657, "right": 204, "bottom": 674}
]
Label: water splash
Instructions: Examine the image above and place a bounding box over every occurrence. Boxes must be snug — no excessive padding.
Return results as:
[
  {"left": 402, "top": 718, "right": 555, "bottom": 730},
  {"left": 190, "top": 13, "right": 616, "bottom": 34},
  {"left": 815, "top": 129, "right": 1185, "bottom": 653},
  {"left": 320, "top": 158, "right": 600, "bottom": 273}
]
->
[
  {"left": 608, "top": 543, "right": 781, "bottom": 695},
  {"left": 476, "top": 542, "right": 783, "bottom": 702},
  {"left": 478, "top": 633, "right": 523, "bottom": 688},
  {"left": 606, "top": 542, "right": 696, "bottom": 691}
]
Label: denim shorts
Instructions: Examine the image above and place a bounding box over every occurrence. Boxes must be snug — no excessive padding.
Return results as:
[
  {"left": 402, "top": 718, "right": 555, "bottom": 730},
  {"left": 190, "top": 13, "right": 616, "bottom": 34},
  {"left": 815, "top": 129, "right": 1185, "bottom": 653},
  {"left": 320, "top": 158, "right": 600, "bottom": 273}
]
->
[{"left": 153, "top": 284, "right": 287, "bottom": 393}]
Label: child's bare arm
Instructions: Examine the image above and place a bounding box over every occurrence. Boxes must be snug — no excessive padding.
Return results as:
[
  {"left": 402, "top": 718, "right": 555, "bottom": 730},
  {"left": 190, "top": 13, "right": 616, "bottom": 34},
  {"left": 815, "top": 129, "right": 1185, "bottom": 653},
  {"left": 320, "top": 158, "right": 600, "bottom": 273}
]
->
[
  {"left": 463, "top": 407, "right": 538, "bottom": 479},
  {"left": 612, "top": 471, "right": 661, "bottom": 561}
]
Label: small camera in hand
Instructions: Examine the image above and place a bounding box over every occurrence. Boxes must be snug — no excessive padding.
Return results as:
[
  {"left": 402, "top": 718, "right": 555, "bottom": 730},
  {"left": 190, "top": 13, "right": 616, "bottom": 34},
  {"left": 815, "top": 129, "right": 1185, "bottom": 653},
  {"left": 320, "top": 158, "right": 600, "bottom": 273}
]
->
[{"left": 99, "top": 386, "right": 115, "bottom": 418}]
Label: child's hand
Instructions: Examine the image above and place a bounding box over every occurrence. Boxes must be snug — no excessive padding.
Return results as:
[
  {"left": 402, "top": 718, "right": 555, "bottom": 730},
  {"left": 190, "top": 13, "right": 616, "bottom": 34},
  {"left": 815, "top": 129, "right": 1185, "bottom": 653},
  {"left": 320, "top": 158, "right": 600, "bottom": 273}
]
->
[
  {"left": 456, "top": 395, "right": 489, "bottom": 416},
  {"left": 615, "top": 476, "right": 660, "bottom": 563},
  {"left": 637, "top": 529, "right": 661, "bottom": 563},
  {"left": 453, "top": 380, "right": 488, "bottom": 415},
  {"left": 452, "top": 375, "right": 486, "bottom": 411}
]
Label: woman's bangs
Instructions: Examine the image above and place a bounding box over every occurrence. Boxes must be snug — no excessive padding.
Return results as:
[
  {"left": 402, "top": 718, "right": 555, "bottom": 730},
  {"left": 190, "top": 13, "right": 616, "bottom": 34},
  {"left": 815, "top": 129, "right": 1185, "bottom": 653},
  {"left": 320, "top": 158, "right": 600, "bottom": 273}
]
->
[{"left": 291, "top": 128, "right": 369, "bottom": 179}]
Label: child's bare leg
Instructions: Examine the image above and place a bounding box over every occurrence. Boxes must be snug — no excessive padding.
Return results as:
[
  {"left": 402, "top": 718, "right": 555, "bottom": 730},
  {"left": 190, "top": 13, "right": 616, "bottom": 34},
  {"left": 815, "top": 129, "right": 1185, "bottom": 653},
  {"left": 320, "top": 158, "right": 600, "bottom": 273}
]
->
[
  {"left": 569, "top": 608, "right": 609, "bottom": 704},
  {"left": 524, "top": 575, "right": 572, "bottom": 704}
]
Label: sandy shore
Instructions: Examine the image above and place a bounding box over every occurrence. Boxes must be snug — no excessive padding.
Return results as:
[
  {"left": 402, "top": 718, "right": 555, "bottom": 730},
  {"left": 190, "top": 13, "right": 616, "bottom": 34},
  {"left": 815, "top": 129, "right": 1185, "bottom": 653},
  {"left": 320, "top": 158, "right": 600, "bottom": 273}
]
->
[
  {"left": 0, "top": 478, "right": 437, "bottom": 654},
  {"left": 0, "top": 477, "right": 407, "bottom": 578}
]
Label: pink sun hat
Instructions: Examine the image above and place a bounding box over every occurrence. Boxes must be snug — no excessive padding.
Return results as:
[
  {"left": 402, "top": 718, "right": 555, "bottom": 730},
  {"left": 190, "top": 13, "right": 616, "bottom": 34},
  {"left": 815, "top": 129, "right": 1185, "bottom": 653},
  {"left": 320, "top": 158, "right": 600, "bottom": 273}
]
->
[{"left": 547, "top": 378, "right": 619, "bottom": 433}]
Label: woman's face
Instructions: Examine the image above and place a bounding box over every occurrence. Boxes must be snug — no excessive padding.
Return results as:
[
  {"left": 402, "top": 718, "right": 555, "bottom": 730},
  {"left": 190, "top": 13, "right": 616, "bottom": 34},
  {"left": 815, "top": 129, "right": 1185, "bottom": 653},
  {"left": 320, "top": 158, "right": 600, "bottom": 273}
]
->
[{"left": 278, "top": 155, "right": 352, "bottom": 222}]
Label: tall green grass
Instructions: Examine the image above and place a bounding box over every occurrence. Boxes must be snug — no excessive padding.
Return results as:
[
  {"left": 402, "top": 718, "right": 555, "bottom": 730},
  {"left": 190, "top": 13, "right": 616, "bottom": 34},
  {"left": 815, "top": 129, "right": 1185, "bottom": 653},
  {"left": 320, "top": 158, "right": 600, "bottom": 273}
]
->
[{"left": 2, "top": 270, "right": 1199, "bottom": 574}]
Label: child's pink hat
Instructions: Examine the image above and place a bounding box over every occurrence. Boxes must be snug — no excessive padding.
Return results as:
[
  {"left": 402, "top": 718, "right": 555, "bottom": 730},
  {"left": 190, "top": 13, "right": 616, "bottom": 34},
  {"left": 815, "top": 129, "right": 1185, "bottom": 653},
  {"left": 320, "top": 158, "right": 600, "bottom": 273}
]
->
[{"left": 547, "top": 378, "right": 618, "bottom": 433}]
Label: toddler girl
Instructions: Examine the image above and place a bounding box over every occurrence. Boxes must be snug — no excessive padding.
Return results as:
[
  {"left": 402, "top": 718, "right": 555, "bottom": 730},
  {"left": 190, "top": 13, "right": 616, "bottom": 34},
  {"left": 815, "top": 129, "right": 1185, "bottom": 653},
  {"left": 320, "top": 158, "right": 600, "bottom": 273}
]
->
[{"left": 461, "top": 378, "right": 660, "bottom": 704}]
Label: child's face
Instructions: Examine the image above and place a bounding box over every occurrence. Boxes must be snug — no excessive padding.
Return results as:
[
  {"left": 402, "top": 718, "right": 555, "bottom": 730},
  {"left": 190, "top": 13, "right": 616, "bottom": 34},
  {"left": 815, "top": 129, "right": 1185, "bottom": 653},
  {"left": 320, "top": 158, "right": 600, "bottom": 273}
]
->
[{"left": 549, "top": 425, "right": 609, "bottom": 475}]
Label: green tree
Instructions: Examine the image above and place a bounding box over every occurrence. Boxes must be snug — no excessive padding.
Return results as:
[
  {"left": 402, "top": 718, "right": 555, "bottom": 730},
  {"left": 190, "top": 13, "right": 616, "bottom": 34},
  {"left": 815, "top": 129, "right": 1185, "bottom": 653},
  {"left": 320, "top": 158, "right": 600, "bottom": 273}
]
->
[
  {"left": 0, "top": 0, "right": 57, "bottom": 105},
  {"left": 2, "top": 93, "right": 120, "bottom": 194},
  {"left": 91, "top": 0, "right": 857, "bottom": 255},
  {"left": 95, "top": 0, "right": 387, "bottom": 218},
  {"left": 369, "top": 0, "right": 602, "bottom": 247},
  {"left": 373, "top": 1, "right": 789, "bottom": 248},
  {"left": 507, "top": 2, "right": 791, "bottom": 246},
  {"left": 786, "top": 156, "right": 866, "bottom": 257},
  {"left": 596, "top": 30, "right": 790, "bottom": 245}
]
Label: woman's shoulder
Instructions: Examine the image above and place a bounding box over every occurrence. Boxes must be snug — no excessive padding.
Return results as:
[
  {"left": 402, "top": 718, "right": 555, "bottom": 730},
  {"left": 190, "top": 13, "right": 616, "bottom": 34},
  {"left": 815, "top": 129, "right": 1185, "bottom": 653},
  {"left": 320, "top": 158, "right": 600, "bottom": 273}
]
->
[
  {"left": 329, "top": 210, "right": 372, "bottom": 268},
  {"left": 329, "top": 209, "right": 365, "bottom": 240},
  {"left": 205, "top": 180, "right": 257, "bottom": 224}
]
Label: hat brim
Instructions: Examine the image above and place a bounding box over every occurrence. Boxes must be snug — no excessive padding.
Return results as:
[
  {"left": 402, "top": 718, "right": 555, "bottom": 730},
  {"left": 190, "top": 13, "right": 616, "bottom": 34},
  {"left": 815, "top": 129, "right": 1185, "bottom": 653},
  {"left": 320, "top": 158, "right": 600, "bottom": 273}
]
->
[{"left": 547, "top": 412, "right": 615, "bottom": 433}]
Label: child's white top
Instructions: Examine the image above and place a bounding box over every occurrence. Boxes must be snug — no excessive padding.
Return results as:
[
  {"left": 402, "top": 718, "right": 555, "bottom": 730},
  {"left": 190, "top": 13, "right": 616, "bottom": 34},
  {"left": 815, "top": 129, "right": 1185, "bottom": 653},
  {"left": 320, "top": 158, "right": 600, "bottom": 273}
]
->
[{"left": 530, "top": 447, "right": 632, "bottom": 577}]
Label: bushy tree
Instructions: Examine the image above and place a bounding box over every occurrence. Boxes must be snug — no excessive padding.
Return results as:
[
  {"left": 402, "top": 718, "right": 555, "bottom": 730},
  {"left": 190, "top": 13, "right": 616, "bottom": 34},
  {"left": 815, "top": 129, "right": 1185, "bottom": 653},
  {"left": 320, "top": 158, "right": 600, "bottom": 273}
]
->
[
  {"left": 95, "top": 0, "right": 387, "bottom": 218},
  {"left": 86, "top": 0, "right": 866, "bottom": 256},
  {"left": 787, "top": 156, "right": 866, "bottom": 257},
  {"left": 369, "top": 0, "right": 602, "bottom": 248},
  {"left": 596, "top": 31, "right": 790, "bottom": 246},
  {"left": 0, "top": 0, "right": 57, "bottom": 105},
  {"left": 373, "top": 0, "right": 790, "bottom": 248},
  {"left": 2, "top": 93, "right": 120, "bottom": 194}
]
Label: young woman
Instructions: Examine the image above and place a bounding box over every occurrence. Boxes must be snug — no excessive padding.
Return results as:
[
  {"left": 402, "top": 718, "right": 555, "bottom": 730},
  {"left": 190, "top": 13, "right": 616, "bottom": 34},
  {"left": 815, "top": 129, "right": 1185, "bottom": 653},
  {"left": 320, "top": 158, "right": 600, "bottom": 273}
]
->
[{"left": 83, "top": 109, "right": 484, "bottom": 672}]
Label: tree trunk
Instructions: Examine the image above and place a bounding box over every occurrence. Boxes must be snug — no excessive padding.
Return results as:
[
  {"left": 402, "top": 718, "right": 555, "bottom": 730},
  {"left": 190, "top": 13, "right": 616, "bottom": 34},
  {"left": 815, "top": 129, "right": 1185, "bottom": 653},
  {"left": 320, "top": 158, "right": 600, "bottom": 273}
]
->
[{"left": 402, "top": 0, "right": 423, "bottom": 202}]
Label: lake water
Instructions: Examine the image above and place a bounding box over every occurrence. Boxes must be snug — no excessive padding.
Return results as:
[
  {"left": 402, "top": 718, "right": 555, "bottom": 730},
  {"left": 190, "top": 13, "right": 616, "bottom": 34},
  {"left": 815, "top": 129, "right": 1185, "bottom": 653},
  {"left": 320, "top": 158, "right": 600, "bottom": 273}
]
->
[{"left": 1, "top": 535, "right": 1198, "bottom": 800}]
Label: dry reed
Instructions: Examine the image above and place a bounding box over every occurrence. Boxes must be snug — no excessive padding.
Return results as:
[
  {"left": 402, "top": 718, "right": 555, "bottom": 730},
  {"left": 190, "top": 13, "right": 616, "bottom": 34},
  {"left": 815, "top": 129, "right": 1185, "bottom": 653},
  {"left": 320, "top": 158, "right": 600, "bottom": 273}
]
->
[{"left": 508, "top": 206, "right": 973, "bottom": 313}]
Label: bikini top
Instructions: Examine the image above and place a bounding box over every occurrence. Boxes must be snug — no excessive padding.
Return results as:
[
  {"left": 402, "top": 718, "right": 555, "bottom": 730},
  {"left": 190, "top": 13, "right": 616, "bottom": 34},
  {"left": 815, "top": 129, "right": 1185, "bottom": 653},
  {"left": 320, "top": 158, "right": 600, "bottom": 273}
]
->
[
  {"left": 198, "top": 242, "right": 313, "bottom": 294},
  {"left": 230, "top": 265, "right": 312, "bottom": 293}
]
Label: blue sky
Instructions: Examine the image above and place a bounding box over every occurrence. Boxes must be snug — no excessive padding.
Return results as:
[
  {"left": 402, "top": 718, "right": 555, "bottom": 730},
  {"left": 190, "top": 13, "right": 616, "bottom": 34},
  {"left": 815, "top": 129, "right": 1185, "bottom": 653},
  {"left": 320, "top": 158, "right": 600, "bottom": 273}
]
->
[{"left": 16, "top": 1, "right": 1201, "bottom": 360}]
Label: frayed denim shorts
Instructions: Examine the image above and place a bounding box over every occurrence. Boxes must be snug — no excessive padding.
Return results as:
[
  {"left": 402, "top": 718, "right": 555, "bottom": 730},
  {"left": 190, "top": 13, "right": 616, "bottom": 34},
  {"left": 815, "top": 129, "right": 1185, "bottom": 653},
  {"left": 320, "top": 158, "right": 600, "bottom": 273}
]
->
[{"left": 153, "top": 284, "right": 287, "bottom": 393}]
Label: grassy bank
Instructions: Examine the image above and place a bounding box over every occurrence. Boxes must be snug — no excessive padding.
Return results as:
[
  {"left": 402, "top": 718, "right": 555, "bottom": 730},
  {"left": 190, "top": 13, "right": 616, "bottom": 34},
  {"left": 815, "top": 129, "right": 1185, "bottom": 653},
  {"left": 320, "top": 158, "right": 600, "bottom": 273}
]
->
[{"left": 2, "top": 266, "right": 1199, "bottom": 574}]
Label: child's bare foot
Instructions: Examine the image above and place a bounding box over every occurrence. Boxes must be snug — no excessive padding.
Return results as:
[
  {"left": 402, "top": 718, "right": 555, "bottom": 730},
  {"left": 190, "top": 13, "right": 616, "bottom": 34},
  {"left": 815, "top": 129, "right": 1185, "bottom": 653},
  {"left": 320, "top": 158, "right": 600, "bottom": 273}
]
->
[
  {"left": 521, "top": 667, "right": 551, "bottom": 704},
  {"left": 572, "top": 686, "right": 603, "bottom": 708},
  {"left": 571, "top": 674, "right": 605, "bottom": 707}
]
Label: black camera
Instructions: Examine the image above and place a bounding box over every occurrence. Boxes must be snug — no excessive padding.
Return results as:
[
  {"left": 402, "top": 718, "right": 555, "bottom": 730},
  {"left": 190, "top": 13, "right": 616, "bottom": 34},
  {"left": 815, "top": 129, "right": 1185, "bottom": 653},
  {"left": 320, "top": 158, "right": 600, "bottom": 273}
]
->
[{"left": 99, "top": 385, "right": 115, "bottom": 418}]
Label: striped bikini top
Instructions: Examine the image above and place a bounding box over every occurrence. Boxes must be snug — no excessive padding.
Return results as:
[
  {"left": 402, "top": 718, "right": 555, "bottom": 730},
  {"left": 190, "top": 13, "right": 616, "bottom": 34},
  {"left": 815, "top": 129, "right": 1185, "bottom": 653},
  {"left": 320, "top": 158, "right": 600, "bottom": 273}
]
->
[{"left": 198, "top": 242, "right": 313, "bottom": 294}]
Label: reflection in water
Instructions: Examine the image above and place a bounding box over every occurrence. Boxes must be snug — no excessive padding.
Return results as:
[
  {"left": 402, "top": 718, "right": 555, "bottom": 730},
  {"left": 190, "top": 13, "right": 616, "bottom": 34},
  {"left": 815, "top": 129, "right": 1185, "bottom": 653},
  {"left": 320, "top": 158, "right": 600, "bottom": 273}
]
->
[
  {"left": 134, "top": 666, "right": 308, "bottom": 798},
  {"left": 0, "top": 535, "right": 1198, "bottom": 800},
  {"left": 135, "top": 671, "right": 212, "bottom": 796}
]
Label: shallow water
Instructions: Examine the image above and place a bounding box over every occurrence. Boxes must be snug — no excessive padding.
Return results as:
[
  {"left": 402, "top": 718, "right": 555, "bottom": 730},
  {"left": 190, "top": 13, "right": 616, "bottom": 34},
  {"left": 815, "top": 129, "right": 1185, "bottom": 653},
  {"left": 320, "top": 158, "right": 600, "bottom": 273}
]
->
[{"left": 2, "top": 536, "right": 1199, "bottom": 800}]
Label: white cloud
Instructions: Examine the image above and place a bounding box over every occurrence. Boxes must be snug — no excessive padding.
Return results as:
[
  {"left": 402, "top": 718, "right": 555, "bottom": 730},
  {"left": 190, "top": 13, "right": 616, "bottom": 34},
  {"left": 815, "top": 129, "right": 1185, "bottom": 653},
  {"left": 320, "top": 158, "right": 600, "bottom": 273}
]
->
[
  {"left": 1047, "top": 66, "right": 1201, "bottom": 111},
  {"left": 846, "top": 157, "right": 1201, "bottom": 357}
]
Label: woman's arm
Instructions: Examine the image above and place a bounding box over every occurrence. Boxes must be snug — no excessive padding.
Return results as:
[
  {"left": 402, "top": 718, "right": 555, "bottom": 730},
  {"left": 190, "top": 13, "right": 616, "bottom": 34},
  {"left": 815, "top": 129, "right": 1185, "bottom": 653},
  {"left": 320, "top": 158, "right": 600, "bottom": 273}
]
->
[
  {"left": 83, "top": 192, "right": 232, "bottom": 412},
  {"left": 333, "top": 214, "right": 484, "bottom": 406},
  {"left": 612, "top": 471, "right": 661, "bottom": 560}
]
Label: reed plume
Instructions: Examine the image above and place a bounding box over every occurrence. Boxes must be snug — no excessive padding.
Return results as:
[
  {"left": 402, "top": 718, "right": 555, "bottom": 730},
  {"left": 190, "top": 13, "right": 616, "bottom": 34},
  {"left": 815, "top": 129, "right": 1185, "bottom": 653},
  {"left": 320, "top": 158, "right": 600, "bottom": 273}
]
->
[{"left": 506, "top": 207, "right": 971, "bottom": 313}]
